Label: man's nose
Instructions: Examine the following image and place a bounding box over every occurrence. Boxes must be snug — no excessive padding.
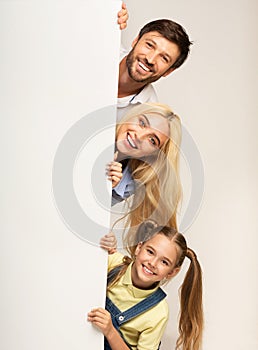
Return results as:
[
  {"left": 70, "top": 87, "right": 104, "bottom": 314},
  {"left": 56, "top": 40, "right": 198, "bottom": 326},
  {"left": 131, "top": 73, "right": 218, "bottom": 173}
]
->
[{"left": 145, "top": 51, "right": 157, "bottom": 65}]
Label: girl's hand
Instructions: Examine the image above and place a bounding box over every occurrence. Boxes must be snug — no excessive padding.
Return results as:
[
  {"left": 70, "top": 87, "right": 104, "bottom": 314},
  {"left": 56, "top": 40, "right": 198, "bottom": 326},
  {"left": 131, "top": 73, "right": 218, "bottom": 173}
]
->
[
  {"left": 117, "top": 2, "right": 128, "bottom": 30},
  {"left": 107, "top": 152, "right": 123, "bottom": 188},
  {"left": 88, "top": 308, "right": 114, "bottom": 337},
  {"left": 100, "top": 232, "right": 117, "bottom": 254}
]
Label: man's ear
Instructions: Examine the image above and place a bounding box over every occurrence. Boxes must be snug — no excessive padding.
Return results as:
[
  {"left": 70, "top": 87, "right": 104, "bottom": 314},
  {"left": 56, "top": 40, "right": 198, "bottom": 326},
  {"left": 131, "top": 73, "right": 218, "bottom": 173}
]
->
[
  {"left": 166, "top": 266, "right": 180, "bottom": 280},
  {"left": 131, "top": 35, "right": 139, "bottom": 48},
  {"left": 162, "top": 66, "right": 176, "bottom": 77}
]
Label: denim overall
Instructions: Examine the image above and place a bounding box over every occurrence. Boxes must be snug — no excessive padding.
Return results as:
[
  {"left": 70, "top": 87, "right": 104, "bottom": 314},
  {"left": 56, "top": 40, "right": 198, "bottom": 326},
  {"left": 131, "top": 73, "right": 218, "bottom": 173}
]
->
[{"left": 104, "top": 266, "right": 167, "bottom": 350}]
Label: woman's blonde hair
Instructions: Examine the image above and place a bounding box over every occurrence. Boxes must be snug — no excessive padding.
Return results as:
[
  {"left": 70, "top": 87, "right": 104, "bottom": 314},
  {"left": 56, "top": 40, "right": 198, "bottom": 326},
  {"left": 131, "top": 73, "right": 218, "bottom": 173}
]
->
[{"left": 114, "top": 103, "right": 182, "bottom": 244}]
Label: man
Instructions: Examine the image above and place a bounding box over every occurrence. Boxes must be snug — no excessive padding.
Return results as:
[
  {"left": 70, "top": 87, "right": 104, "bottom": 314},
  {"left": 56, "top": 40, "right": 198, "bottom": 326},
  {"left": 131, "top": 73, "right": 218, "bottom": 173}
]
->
[{"left": 117, "top": 18, "right": 192, "bottom": 120}]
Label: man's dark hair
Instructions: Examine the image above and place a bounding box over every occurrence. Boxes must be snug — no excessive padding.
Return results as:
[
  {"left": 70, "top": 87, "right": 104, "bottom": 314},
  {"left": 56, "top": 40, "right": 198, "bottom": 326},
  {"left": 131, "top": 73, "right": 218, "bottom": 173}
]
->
[{"left": 138, "top": 19, "right": 192, "bottom": 69}]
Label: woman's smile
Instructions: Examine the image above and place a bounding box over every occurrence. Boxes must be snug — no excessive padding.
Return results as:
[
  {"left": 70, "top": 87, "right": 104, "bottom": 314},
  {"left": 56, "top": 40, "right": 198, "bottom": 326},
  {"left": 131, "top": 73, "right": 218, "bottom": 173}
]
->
[{"left": 116, "top": 113, "right": 169, "bottom": 158}]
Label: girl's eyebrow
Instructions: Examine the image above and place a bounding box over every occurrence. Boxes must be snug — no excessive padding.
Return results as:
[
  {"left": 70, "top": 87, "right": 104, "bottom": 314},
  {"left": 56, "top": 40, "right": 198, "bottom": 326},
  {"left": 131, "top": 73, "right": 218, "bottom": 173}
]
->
[
  {"left": 141, "top": 114, "right": 161, "bottom": 146},
  {"left": 145, "top": 244, "right": 173, "bottom": 265}
]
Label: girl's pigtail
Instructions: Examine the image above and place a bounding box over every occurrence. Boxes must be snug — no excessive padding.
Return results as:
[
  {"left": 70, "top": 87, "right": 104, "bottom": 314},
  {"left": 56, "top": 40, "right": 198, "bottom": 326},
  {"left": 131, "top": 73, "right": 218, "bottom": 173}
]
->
[
  {"left": 177, "top": 248, "right": 204, "bottom": 350},
  {"left": 107, "top": 256, "right": 132, "bottom": 290}
]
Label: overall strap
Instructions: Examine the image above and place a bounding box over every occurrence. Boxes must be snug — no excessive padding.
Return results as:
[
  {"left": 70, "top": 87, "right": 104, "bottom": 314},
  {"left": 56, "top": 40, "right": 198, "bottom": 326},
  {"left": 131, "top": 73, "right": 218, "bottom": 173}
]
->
[
  {"left": 107, "top": 265, "right": 123, "bottom": 286},
  {"left": 114, "top": 287, "right": 166, "bottom": 326}
]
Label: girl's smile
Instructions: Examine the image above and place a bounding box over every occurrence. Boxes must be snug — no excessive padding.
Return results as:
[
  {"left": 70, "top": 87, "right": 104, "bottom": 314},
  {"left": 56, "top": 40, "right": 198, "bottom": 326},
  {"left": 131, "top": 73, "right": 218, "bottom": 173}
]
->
[{"left": 131, "top": 233, "right": 180, "bottom": 289}]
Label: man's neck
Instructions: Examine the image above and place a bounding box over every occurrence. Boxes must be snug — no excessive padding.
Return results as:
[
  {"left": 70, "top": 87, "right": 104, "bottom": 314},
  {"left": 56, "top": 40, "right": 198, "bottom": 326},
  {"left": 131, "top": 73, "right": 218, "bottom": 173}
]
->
[{"left": 118, "top": 56, "right": 147, "bottom": 98}]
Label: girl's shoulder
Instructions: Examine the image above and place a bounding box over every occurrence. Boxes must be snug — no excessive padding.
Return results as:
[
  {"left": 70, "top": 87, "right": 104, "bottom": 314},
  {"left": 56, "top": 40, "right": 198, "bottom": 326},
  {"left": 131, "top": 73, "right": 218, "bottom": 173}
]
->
[{"left": 108, "top": 251, "right": 124, "bottom": 271}]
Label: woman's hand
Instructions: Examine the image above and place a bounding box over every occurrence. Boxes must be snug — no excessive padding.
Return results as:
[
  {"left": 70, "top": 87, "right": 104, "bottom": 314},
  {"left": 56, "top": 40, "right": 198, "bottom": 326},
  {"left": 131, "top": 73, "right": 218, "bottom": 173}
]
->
[
  {"left": 88, "top": 308, "right": 114, "bottom": 338},
  {"left": 117, "top": 2, "right": 128, "bottom": 30},
  {"left": 100, "top": 232, "right": 117, "bottom": 254},
  {"left": 107, "top": 152, "right": 123, "bottom": 188}
]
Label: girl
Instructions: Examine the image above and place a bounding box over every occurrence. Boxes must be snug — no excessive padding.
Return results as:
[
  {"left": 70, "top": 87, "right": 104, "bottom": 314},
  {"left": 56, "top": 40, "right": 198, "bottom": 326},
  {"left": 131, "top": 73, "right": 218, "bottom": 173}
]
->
[
  {"left": 88, "top": 221, "right": 203, "bottom": 350},
  {"left": 107, "top": 103, "right": 182, "bottom": 237}
]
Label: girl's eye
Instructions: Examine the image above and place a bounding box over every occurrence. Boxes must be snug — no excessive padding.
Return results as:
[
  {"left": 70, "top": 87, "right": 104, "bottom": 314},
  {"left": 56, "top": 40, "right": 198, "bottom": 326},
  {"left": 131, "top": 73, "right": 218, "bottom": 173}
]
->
[
  {"left": 146, "top": 249, "right": 154, "bottom": 255},
  {"left": 161, "top": 260, "right": 169, "bottom": 266}
]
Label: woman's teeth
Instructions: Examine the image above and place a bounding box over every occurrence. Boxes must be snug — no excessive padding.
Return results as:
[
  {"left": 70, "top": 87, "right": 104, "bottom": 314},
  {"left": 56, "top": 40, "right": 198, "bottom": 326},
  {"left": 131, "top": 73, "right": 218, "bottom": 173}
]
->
[{"left": 127, "top": 134, "right": 137, "bottom": 148}]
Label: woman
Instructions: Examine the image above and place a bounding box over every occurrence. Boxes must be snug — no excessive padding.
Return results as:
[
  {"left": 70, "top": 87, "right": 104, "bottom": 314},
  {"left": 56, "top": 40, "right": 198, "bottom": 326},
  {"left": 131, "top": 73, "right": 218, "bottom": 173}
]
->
[{"left": 107, "top": 103, "right": 182, "bottom": 241}]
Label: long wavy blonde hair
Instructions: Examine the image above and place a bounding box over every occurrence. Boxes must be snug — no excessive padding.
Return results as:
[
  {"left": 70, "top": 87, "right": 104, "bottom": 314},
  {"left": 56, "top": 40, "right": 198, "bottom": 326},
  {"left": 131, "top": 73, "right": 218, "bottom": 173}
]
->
[{"left": 114, "top": 103, "right": 182, "bottom": 244}]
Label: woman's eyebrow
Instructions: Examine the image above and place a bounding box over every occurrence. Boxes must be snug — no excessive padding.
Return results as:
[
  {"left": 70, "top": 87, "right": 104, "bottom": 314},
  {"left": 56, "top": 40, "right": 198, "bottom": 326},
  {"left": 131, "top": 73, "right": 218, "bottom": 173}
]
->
[{"left": 141, "top": 114, "right": 161, "bottom": 146}]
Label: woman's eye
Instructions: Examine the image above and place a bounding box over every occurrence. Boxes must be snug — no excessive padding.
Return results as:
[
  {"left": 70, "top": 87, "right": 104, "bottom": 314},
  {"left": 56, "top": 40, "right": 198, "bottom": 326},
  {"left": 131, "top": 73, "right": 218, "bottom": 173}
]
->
[
  {"left": 146, "top": 42, "right": 153, "bottom": 48},
  {"left": 149, "top": 137, "right": 157, "bottom": 146},
  {"left": 147, "top": 249, "right": 153, "bottom": 255},
  {"left": 139, "top": 119, "right": 146, "bottom": 128}
]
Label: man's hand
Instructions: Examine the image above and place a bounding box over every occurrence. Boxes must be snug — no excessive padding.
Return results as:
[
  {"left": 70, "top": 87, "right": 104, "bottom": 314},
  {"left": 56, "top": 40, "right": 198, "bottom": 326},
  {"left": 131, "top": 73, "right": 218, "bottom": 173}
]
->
[{"left": 117, "top": 2, "right": 128, "bottom": 30}]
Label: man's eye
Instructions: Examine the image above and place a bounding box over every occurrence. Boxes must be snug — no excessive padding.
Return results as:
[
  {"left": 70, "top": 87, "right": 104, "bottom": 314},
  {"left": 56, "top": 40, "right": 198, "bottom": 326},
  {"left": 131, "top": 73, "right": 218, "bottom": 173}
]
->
[
  {"left": 162, "top": 56, "right": 169, "bottom": 63},
  {"left": 146, "top": 42, "right": 153, "bottom": 48}
]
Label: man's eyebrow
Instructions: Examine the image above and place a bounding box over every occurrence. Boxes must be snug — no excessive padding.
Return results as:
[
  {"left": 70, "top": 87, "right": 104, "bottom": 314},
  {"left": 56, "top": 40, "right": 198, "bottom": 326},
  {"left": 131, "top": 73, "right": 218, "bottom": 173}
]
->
[
  {"left": 141, "top": 114, "right": 161, "bottom": 146},
  {"left": 145, "top": 38, "right": 157, "bottom": 47},
  {"left": 145, "top": 38, "right": 172, "bottom": 62}
]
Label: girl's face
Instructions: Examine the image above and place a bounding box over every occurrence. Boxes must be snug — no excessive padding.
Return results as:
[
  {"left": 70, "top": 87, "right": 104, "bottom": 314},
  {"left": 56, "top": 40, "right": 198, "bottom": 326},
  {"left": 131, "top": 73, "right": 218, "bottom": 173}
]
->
[
  {"left": 131, "top": 233, "right": 180, "bottom": 289},
  {"left": 116, "top": 113, "right": 170, "bottom": 159}
]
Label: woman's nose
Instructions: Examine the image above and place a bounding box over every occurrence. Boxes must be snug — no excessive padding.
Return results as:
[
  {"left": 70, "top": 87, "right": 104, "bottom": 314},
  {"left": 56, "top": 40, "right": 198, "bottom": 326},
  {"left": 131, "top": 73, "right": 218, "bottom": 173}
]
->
[{"left": 136, "top": 129, "right": 148, "bottom": 141}]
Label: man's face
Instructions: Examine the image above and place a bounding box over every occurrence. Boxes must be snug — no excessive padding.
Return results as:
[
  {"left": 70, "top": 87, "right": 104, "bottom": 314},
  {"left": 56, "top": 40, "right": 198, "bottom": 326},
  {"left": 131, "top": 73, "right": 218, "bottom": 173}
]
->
[{"left": 126, "top": 31, "right": 181, "bottom": 85}]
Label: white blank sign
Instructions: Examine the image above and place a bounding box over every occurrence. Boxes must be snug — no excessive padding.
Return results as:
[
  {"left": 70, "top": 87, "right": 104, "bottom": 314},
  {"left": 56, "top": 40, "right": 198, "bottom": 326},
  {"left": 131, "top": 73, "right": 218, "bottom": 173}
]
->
[{"left": 0, "top": 1, "right": 121, "bottom": 349}]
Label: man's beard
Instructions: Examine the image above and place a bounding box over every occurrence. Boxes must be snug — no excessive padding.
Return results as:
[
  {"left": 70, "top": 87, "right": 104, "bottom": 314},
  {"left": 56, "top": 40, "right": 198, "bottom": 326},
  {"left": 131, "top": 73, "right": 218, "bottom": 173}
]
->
[{"left": 126, "top": 49, "right": 160, "bottom": 85}]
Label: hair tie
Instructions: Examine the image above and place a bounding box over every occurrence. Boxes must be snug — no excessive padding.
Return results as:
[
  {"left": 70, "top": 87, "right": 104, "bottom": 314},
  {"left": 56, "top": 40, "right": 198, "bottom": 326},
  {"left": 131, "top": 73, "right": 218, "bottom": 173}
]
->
[{"left": 187, "top": 248, "right": 197, "bottom": 260}]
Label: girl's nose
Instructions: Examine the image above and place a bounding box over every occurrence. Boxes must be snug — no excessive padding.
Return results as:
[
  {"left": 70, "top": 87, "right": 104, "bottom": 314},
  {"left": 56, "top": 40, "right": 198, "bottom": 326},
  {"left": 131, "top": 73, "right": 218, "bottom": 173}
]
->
[{"left": 148, "top": 257, "right": 158, "bottom": 268}]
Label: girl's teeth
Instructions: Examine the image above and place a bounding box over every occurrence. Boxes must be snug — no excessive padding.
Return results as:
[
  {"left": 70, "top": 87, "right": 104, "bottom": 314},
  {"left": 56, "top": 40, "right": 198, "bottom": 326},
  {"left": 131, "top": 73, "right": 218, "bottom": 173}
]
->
[{"left": 143, "top": 266, "right": 153, "bottom": 274}]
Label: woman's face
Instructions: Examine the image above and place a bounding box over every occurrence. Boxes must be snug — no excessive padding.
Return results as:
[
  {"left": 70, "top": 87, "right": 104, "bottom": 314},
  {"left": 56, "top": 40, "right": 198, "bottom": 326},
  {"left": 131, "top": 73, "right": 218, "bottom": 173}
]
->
[{"left": 116, "top": 113, "right": 170, "bottom": 158}]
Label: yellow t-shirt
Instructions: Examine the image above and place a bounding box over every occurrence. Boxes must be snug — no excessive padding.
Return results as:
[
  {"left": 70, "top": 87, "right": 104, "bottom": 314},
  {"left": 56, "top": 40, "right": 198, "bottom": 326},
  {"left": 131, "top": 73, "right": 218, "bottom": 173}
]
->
[{"left": 107, "top": 252, "right": 169, "bottom": 350}]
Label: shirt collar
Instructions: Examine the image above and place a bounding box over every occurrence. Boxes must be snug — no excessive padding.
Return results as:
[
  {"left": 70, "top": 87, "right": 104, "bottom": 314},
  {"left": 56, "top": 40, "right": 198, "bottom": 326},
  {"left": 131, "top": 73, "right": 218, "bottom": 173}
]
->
[
  {"left": 117, "top": 83, "right": 155, "bottom": 108},
  {"left": 122, "top": 262, "right": 159, "bottom": 298}
]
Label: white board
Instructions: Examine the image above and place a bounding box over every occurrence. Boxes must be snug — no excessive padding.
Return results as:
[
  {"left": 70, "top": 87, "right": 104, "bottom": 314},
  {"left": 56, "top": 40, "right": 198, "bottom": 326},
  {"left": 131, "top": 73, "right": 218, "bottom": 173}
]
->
[{"left": 0, "top": 1, "right": 121, "bottom": 349}]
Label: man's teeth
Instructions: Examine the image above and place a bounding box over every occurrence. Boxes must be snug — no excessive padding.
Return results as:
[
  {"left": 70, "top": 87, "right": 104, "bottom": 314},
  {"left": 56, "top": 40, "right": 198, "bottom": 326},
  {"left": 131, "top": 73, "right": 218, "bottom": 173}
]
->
[
  {"left": 143, "top": 266, "right": 154, "bottom": 275},
  {"left": 127, "top": 134, "right": 137, "bottom": 148},
  {"left": 139, "top": 62, "right": 150, "bottom": 72}
]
